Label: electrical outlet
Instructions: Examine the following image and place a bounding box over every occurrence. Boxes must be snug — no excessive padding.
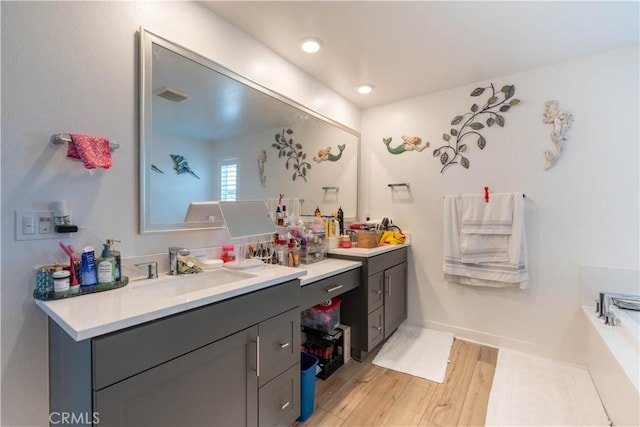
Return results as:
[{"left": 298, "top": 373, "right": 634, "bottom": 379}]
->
[
  {"left": 39, "top": 216, "right": 52, "bottom": 234},
  {"left": 15, "top": 210, "right": 61, "bottom": 241}
]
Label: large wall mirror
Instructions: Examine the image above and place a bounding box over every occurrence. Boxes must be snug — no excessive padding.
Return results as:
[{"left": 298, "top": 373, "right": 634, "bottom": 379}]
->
[{"left": 139, "top": 28, "right": 360, "bottom": 233}]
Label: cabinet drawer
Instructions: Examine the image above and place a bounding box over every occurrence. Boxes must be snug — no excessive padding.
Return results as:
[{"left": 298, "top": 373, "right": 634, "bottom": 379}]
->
[
  {"left": 258, "top": 363, "right": 300, "bottom": 427},
  {"left": 367, "top": 247, "right": 407, "bottom": 276},
  {"left": 367, "top": 271, "right": 384, "bottom": 313},
  {"left": 300, "top": 268, "right": 360, "bottom": 310},
  {"left": 258, "top": 308, "right": 300, "bottom": 386},
  {"left": 93, "top": 280, "right": 299, "bottom": 390},
  {"left": 367, "top": 306, "right": 384, "bottom": 350}
]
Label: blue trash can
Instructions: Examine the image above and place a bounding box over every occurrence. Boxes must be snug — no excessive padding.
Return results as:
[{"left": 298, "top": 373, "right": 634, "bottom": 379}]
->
[{"left": 298, "top": 351, "right": 319, "bottom": 421}]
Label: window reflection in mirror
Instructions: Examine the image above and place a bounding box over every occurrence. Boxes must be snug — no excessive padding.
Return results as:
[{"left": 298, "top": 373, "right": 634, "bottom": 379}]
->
[{"left": 140, "top": 28, "right": 360, "bottom": 233}]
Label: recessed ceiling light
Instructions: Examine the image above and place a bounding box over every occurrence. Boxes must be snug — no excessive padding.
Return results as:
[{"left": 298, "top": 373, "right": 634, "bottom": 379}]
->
[
  {"left": 300, "top": 37, "right": 322, "bottom": 53},
  {"left": 357, "top": 84, "right": 375, "bottom": 94}
]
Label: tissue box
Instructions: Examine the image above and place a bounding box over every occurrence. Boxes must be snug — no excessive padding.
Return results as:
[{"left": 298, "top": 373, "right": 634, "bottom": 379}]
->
[{"left": 301, "top": 298, "right": 341, "bottom": 333}]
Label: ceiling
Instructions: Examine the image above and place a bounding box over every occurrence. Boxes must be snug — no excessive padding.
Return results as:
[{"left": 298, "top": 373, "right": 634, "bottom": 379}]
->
[{"left": 201, "top": 1, "right": 639, "bottom": 109}]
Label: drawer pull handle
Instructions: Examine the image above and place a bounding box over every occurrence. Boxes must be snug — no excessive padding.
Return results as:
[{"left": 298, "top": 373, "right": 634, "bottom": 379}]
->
[
  {"left": 281, "top": 401, "right": 290, "bottom": 410},
  {"left": 326, "top": 284, "right": 344, "bottom": 293},
  {"left": 280, "top": 342, "right": 290, "bottom": 349},
  {"left": 373, "top": 326, "right": 382, "bottom": 332}
]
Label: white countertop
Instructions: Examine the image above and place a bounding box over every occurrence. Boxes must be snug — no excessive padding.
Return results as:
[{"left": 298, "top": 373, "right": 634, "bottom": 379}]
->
[
  {"left": 37, "top": 264, "right": 304, "bottom": 341},
  {"left": 328, "top": 242, "right": 410, "bottom": 258},
  {"left": 298, "top": 258, "right": 362, "bottom": 286},
  {"left": 36, "top": 258, "right": 362, "bottom": 342}
]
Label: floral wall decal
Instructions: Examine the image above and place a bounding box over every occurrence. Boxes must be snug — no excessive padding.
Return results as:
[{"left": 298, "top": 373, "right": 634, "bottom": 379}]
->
[
  {"left": 432, "top": 83, "right": 520, "bottom": 172},
  {"left": 272, "top": 128, "right": 311, "bottom": 182},
  {"left": 313, "top": 144, "right": 346, "bottom": 163},
  {"left": 383, "top": 135, "right": 429, "bottom": 154},
  {"left": 542, "top": 100, "right": 574, "bottom": 171}
]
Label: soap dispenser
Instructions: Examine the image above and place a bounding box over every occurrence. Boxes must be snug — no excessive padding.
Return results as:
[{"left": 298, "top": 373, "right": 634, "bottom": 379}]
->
[{"left": 103, "top": 239, "right": 122, "bottom": 281}]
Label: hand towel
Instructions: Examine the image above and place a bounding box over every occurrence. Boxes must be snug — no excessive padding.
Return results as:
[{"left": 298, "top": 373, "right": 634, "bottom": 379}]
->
[
  {"left": 66, "top": 133, "right": 112, "bottom": 169},
  {"left": 460, "top": 193, "right": 514, "bottom": 234},
  {"left": 459, "top": 193, "right": 515, "bottom": 263},
  {"left": 443, "top": 194, "right": 528, "bottom": 289}
]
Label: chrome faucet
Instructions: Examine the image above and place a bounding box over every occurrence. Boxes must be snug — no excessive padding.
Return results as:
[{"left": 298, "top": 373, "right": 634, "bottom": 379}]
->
[
  {"left": 169, "top": 247, "right": 189, "bottom": 275},
  {"left": 597, "top": 292, "right": 640, "bottom": 324}
]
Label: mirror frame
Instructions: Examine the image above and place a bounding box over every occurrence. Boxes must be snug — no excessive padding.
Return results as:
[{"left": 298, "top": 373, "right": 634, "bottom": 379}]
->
[{"left": 139, "top": 27, "right": 360, "bottom": 233}]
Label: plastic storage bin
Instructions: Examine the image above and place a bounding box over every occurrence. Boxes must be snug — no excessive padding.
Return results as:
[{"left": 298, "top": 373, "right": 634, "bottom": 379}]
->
[
  {"left": 301, "top": 298, "right": 341, "bottom": 334},
  {"left": 298, "top": 352, "right": 319, "bottom": 422}
]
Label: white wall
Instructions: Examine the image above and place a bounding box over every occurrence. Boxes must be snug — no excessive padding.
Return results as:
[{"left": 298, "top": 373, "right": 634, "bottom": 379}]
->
[
  {"left": 361, "top": 46, "right": 639, "bottom": 364},
  {"left": 0, "top": 2, "right": 359, "bottom": 425}
]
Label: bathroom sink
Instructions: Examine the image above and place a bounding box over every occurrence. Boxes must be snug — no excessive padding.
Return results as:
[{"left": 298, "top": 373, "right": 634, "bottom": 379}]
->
[{"left": 133, "top": 269, "right": 256, "bottom": 298}]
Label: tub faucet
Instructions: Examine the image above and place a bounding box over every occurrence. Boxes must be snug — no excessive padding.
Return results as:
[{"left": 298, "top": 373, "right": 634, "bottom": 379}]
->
[
  {"left": 169, "top": 247, "right": 189, "bottom": 275},
  {"left": 598, "top": 292, "right": 640, "bottom": 319}
]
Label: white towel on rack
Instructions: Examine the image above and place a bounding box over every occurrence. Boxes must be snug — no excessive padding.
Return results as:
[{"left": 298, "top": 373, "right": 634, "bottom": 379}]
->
[
  {"left": 460, "top": 233, "right": 509, "bottom": 263},
  {"left": 459, "top": 193, "right": 515, "bottom": 263},
  {"left": 461, "top": 193, "right": 514, "bottom": 234},
  {"left": 443, "top": 194, "right": 528, "bottom": 289}
]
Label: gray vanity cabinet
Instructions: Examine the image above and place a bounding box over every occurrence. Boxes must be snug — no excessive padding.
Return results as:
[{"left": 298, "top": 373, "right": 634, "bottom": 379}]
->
[
  {"left": 49, "top": 279, "right": 300, "bottom": 426},
  {"left": 95, "top": 326, "right": 259, "bottom": 426},
  {"left": 382, "top": 261, "right": 407, "bottom": 338},
  {"left": 331, "top": 247, "right": 407, "bottom": 361}
]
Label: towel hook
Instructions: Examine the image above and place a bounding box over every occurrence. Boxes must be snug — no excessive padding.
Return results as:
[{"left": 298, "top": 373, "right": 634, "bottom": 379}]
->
[{"left": 50, "top": 133, "right": 120, "bottom": 152}]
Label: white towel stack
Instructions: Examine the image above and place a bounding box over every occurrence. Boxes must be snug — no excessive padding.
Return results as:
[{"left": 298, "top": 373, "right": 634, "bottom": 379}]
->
[{"left": 443, "top": 193, "right": 528, "bottom": 289}]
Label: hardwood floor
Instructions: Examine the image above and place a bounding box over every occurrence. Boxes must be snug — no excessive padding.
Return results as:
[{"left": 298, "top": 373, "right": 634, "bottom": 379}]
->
[{"left": 295, "top": 339, "right": 498, "bottom": 427}]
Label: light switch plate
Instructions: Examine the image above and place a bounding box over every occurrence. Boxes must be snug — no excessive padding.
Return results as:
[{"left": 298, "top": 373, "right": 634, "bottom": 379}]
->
[{"left": 15, "top": 210, "right": 60, "bottom": 241}]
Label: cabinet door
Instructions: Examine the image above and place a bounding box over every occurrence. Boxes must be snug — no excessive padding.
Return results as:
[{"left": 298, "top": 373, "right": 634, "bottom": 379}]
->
[
  {"left": 95, "top": 326, "right": 258, "bottom": 426},
  {"left": 384, "top": 262, "right": 407, "bottom": 338},
  {"left": 258, "top": 308, "right": 300, "bottom": 386},
  {"left": 258, "top": 363, "right": 300, "bottom": 427},
  {"left": 367, "top": 271, "right": 384, "bottom": 313}
]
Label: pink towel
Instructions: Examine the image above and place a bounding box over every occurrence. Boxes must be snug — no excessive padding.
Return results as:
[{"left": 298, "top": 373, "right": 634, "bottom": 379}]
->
[{"left": 66, "top": 134, "right": 112, "bottom": 169}]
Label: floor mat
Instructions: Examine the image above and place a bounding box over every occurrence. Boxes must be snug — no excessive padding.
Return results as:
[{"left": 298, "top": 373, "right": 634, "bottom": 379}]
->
[
  {"left": 372, "top": 323, "right": 454, "bottom": 383},
  {"left": 485, "top": 349, "right": 611, "bottom": 426}
]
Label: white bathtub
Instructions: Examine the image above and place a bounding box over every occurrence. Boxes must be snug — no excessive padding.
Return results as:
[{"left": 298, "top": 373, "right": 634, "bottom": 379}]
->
[{"left": 581, "top": 266, "right": 639, "bottom": 426}]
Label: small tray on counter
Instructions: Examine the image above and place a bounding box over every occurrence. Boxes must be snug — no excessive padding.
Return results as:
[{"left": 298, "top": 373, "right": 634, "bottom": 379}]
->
[{"left": 33, "top": 277, "right": 129, "bottom": 301}]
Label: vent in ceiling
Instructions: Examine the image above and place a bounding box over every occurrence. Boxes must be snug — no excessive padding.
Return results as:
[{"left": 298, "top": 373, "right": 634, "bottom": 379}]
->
[{"left": 153, "top": 86, "right": 191, "bottom": 102}]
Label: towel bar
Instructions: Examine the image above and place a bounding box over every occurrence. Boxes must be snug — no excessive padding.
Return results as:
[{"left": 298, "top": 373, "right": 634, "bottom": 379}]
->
[
  {"left": 51, "top": 133, "right": 120, "bottom": 152},
  {"left": 442, "top": 193, "right": 526, "bottom": 198}
]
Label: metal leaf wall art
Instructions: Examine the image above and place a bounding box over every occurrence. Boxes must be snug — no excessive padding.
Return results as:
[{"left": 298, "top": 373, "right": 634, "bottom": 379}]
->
[
  {"left": 432, "top": 83, "right": 520, "bottom": 172},
  {"left": 272, "top": 128, "right": 311, "bottom": 182}
]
